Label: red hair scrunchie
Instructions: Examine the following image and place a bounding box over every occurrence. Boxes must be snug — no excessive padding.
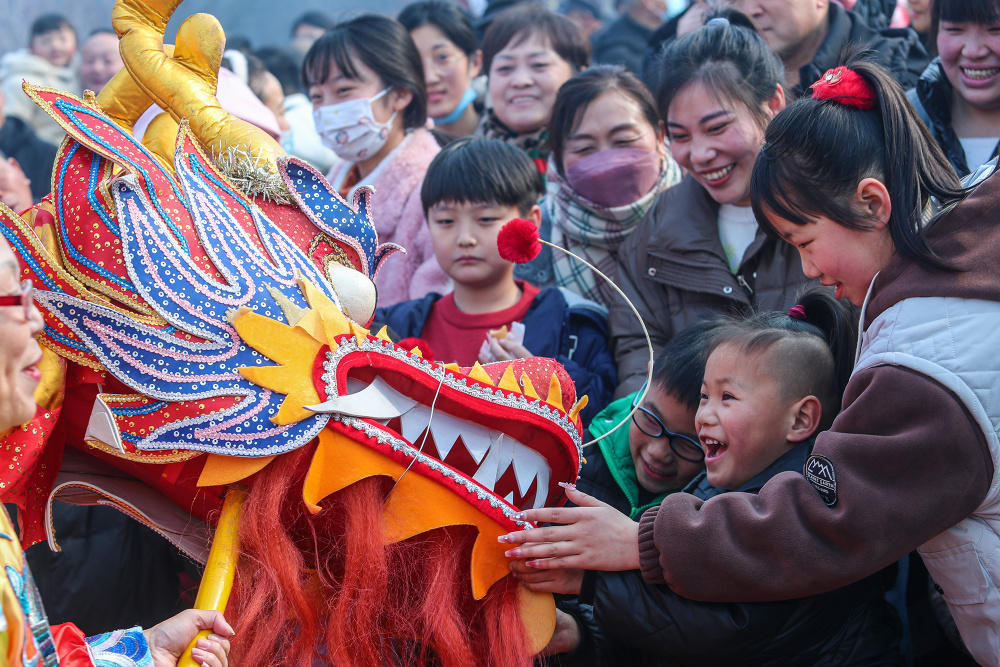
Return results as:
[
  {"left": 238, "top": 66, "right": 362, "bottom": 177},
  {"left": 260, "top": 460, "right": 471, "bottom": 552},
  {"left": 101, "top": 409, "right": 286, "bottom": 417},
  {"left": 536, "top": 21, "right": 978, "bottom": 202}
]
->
[
  {"left": 789, "top": 304, "right": 808, "bottom": 321},
  {"left": 810, "top": 66, "right": 877, "bottom": 110}
]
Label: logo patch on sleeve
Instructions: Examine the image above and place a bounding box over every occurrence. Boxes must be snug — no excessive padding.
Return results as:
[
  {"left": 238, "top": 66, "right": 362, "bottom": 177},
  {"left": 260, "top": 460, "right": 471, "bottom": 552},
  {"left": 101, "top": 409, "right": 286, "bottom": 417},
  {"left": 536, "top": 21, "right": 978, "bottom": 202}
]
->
[{"left": 804, "top": 454, "right": 837, "bottom": 506}]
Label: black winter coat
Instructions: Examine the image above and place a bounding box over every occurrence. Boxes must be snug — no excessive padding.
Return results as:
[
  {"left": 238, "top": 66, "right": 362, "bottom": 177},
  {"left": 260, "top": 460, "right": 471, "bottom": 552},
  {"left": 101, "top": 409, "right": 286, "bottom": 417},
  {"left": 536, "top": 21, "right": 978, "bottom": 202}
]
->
[
  {"left": 591, "top": 14, "right": 653, "bottom": 76},
  {"left": 609, "top": 177, "right": 815, "bottom": 398},
  {"left": 792, "top": 3, "right": 928, "bottom": 98},
  {"left": 554, "top": 443, "right": 905, "bottom": 667}
]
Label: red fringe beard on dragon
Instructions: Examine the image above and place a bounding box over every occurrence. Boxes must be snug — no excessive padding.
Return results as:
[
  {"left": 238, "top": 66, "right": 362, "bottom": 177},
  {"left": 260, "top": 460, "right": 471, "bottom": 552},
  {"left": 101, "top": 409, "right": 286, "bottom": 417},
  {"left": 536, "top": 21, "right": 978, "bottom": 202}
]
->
[{"left": 0, "top": 1, "right": 585, "bottom": 664}]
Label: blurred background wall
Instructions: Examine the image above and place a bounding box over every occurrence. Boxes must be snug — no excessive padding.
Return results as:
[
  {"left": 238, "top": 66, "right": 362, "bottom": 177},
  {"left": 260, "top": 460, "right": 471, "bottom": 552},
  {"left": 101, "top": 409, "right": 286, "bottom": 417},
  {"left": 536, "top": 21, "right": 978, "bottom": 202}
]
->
[{"left": 0, "top": 0, "right": 412, "bottom": 55}]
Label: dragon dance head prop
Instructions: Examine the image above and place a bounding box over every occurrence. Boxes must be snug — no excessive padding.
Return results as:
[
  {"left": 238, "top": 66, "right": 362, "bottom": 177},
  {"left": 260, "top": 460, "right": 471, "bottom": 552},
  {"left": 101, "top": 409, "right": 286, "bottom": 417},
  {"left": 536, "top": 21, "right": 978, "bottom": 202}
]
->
[{"left": 0, "top": 3, "right": 588, "bottom": 663}]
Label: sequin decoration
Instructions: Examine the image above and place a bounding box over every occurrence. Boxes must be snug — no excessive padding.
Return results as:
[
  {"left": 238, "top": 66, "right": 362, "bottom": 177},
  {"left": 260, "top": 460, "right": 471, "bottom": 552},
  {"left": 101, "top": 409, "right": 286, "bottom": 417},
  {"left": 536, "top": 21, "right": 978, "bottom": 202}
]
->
[
  {"left": 32, "top": 113, "right": 343, "bottom": 456},
  {"left": 278, "top": 157, "right": 404, "bottom": 281}
]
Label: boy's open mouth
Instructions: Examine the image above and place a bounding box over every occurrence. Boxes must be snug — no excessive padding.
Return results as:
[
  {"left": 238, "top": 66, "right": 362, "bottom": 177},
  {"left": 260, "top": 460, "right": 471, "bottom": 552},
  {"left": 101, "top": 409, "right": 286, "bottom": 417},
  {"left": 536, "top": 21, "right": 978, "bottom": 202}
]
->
[{"left": 701, "top": 437, "right": 728, "bottom": 463}]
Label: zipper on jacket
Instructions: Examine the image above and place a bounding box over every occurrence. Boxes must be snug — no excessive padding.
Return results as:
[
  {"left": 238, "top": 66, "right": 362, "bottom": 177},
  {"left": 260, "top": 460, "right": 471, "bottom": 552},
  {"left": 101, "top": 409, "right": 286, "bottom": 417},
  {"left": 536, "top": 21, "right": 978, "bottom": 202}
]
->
[
  {"left": 598, "top": 436, "right": 640, "bottom": 515},
  {"left": 736, "top": 274, "right": 754, "bottom": 297}
]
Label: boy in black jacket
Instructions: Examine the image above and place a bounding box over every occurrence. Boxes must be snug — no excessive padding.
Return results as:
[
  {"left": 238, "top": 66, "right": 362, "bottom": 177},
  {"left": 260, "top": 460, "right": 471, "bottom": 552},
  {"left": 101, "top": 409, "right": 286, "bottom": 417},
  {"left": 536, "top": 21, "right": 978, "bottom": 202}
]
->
[{"left": 509, "top": 295, "right": 903, "bottom": 666}]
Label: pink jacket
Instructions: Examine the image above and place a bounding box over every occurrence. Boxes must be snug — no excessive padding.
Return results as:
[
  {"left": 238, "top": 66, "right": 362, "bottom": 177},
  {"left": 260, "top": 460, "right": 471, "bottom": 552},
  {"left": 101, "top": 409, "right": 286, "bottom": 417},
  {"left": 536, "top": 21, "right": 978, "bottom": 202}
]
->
[{"left": 327, "top": 128, "right": 450, "bottom": 306}]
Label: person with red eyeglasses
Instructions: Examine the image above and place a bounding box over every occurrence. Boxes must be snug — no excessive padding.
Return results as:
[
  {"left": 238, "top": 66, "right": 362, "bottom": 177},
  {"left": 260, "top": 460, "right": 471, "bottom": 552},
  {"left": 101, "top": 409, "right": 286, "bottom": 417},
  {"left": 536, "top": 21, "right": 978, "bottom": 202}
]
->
[{"left": 0, "top": 235, "right": 233, "bottom": 667}]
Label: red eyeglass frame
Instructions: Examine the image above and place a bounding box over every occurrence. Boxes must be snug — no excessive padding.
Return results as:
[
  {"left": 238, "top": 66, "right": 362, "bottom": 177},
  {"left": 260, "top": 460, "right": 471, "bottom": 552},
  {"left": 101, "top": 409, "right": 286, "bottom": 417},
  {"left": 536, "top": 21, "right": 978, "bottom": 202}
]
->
[{"left": 0, "top": 279, "right": 34, "bottom": 321}]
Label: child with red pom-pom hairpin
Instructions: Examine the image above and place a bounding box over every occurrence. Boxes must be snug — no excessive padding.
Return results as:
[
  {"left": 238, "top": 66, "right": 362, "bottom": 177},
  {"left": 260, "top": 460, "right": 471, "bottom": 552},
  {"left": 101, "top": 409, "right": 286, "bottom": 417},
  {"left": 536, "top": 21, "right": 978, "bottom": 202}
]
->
[
  {"left": 500, "top": 49, "right": 1000, "bottom": 667},
  {"left": 375, "top": 136, "right": 617, "bottom": 425}
]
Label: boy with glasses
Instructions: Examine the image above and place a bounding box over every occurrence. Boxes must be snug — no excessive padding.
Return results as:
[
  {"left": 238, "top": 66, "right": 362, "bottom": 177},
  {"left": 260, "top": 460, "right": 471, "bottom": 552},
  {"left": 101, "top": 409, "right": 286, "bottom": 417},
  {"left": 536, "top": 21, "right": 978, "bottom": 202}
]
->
[
  {"left": 582, "top": 319, "right": 721, "bottom": 518},
  {"left": 510, "top": 320, "right": 720, "bottom": 598}
]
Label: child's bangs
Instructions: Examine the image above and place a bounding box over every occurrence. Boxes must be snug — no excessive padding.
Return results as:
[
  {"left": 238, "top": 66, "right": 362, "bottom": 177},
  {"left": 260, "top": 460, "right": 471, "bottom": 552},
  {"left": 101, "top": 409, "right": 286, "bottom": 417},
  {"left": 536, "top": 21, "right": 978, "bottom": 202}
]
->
[
  {"left": 750, "top": 149, "right": 820, "bottom": 239},
  {"left": 421, "top": 138, "right": 542, "bottom": 214},
  {"left": 938, "top": 0, "right": 1000, "bottom": 25}
]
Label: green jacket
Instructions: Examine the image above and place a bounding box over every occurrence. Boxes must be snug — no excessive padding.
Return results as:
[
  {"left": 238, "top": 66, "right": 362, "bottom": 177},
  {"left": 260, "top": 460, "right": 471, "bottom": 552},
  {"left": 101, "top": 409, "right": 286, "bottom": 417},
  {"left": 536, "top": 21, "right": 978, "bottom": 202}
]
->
[{"left": 582, "top": 393, "right": 671, "bottom": 519}]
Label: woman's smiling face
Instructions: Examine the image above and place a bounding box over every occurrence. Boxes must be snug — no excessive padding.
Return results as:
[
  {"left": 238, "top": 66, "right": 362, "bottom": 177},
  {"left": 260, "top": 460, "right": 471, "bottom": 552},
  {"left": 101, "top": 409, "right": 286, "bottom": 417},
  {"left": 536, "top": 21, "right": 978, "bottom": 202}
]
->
[
  {"left": 0, "top": 236, "right": 44, "bottom": 432},
  {"left": 488, "top": 31, "right": 576, "bottom": 134},
  {"left": 667, "top": 80, "right": 781, "bottom": 207},
  {"left": 939, "top": 18, "right": 1000, "bottom": 112}
]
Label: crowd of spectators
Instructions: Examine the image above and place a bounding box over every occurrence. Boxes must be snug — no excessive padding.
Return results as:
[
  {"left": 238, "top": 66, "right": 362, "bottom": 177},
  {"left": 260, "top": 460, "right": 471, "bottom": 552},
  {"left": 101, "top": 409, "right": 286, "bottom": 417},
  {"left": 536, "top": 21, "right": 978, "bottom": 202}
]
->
[{"left": 1, "top": 0, "right": 998, "bottom": 664}]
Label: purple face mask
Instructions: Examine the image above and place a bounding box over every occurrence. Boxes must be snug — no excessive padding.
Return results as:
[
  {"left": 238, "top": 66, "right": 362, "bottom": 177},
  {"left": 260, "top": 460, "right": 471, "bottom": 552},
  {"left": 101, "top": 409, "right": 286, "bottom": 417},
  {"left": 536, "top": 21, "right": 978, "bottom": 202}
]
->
[{"left": 564, "top": 148, "right": 662, "bottom": 208}]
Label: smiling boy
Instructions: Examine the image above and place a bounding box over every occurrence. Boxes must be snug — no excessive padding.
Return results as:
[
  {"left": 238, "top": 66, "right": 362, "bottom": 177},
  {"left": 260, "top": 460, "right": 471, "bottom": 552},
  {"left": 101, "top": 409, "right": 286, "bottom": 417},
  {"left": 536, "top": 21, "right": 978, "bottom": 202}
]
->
[
  {"left": 509, "top": 301, "right": 904, "bottom": 665},
  {"left": 578, "top": 320, "right": 721, "bottom": 518},
  {"left": 508, "top": 320, "right": 716, "bottom": 598},
  {"left": 375, "top": 136, "right": 616, "bottom": 424}
]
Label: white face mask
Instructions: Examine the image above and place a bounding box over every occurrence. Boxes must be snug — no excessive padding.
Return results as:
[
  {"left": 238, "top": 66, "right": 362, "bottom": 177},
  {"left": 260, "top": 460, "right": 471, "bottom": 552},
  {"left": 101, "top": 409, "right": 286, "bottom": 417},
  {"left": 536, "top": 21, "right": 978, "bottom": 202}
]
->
[{"left": 313, "top": 88, "right": 398, "bottom": 162}]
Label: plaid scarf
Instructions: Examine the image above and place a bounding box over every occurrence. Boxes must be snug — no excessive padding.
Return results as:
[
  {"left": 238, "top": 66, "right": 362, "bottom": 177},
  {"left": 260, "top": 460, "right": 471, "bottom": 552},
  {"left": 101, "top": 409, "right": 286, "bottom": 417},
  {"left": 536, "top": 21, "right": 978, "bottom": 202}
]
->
[
  {"left": 546, "top": 149, "right": 681, "bottom": 306},
  {"left": 477, "top": 108, "right": 550, "bottom": 180}
]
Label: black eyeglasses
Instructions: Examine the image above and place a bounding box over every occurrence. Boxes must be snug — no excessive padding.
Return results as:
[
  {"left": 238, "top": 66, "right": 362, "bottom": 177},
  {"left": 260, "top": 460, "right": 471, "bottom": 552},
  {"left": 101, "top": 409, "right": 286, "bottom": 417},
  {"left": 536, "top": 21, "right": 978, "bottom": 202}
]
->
[
  {"left": 631, "top": 380, "right": 704, "bottom": 463},
  {"left": 0, "top": 279, "right": 33, "bottom": 322}
]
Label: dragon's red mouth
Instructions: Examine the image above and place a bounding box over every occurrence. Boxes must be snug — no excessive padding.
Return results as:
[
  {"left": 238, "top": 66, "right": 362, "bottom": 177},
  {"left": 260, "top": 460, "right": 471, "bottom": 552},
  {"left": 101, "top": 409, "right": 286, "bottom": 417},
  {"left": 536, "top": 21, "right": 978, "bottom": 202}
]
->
[{"left": 317, "top": 336, "right": 582, "bottom": 522}]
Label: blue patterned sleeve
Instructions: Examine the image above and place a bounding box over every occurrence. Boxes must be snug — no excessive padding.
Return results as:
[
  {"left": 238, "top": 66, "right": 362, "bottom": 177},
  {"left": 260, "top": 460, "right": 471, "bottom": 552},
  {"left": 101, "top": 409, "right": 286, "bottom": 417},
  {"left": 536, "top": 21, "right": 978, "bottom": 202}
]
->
[{"left": 85, "top": 627, "right": 153, "bottom": 666}]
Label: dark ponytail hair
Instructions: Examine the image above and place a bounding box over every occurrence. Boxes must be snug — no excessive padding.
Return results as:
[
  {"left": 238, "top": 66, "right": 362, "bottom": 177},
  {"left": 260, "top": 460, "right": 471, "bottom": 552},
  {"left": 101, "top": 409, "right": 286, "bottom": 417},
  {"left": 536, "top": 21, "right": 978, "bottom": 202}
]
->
[
  {"left": 654, "top": 9, "right": 783, "bottom": 127},
  {"left": 751, "top": 48, "right": 965, "bottom": 270},
  {"left": 710, "top": 289, "right": 858, "bottom": 431},
  {"left": 302, "top": 15, "right": 428, "bottom": 131}
]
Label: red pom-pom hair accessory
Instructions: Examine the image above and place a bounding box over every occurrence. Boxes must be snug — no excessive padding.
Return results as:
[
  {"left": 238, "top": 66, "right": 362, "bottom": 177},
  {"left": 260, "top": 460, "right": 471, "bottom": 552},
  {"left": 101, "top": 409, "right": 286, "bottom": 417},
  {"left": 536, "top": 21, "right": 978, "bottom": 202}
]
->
[
  {"left": 498, "top": 218, "right": 655, "bottom": 449},
  {"left": 810, "top": 66, "right": 877, "bottom": 110}
]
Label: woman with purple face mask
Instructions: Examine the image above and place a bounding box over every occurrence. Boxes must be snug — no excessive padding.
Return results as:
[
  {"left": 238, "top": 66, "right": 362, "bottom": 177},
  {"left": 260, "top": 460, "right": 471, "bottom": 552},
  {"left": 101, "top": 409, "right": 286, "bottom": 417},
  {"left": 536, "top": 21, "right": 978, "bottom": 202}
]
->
[{"left": 543, "top": 65, "right": 682, "bottom": 308}]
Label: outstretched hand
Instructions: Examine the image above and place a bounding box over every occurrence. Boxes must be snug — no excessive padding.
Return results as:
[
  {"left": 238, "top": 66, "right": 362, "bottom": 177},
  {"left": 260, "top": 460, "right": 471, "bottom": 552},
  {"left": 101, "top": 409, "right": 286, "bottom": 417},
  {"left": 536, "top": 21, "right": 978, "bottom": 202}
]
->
[
  {"left": 499, "top": 484, "right": 640, "bottom": 572},
  {"left": 144, "top": 609, "right": 234, "bottom": 667}
]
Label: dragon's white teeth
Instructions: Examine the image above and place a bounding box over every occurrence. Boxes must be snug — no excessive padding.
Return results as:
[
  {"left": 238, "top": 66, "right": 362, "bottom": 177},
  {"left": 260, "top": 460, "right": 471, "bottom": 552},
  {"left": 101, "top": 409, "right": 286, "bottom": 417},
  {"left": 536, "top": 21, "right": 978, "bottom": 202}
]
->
[
  {"left": 534, "top": 464, "right": 550, "bottom": 509},
  {"left": 349, "top": 376, "right": 554, "bottom": 510},
  {"left": 471, "top": 431, "right": 505, "bottom": 488},
  {"left": 512, "top": 444, "right": 550, "bottom": 502},
  {"left": 504, "top": 492, "right": 515, "bottom": 505},
  {"left": 462, "top": 427, "right": 492, "bottom": 465},
  {"left": 399, "top": 404, "right": 431, "bottom": 444},
  {"left": 428, "top": 410, "right": 468, "bottom": 460},
  {"left": 495, "top": 434, "right": 515, "bottom": 485}
]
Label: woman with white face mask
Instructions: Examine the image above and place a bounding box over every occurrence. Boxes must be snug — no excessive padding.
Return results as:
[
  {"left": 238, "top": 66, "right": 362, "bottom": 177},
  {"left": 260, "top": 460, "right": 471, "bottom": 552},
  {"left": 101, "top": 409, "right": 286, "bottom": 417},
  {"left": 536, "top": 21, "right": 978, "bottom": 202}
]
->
[{"left": 304, "top": 15, "right": 449, "bottom": 306}]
